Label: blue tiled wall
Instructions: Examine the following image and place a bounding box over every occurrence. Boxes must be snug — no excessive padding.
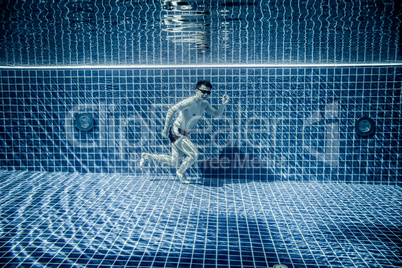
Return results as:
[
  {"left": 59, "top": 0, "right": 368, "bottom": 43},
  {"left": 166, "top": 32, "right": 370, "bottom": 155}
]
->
[{"left": 1, "top": 67, "right": 401, "bottom": 184}]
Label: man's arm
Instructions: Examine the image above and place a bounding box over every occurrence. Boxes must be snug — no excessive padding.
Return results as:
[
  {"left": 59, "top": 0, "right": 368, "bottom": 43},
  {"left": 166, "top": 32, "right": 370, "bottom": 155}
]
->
[
  {"left": 162, "top": 98, "right": 193, "bottom": 137},
  {"left": 205, "top": 94, "right": 230, "bottom": 118}
]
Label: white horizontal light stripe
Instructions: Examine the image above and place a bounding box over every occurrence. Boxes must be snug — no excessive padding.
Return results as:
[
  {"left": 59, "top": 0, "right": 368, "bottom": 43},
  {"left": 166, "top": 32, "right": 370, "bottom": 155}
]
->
[{"left": 1, "top": 63, "right": 401, "bottom": 69}]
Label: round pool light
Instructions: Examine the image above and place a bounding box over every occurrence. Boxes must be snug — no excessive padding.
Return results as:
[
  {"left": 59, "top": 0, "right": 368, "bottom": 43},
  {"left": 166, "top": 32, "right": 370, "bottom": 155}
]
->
[
  {"left": 355, "top": 117, "right": 375, "bottom": 137},
  {"left": 75, "top": 113, "right": 94, "bottom": 132}
]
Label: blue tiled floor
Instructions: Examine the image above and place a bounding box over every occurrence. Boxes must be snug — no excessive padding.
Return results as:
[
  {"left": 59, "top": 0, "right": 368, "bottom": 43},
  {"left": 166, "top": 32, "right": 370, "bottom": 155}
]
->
[{"left": 0, "top": 170, "right": 401, "bottom": 267}]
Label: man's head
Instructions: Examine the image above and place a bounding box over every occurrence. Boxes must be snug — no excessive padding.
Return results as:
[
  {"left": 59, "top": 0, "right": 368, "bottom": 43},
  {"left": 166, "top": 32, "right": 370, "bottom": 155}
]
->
[{"left": 195, "top": 80, "right": 212, "bottom": 99}]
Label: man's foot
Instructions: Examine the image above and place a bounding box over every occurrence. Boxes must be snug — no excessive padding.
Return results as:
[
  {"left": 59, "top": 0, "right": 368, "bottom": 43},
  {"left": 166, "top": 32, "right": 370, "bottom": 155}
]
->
[
  {"left": 140, "top": 153, "right": 149, "bottom": 168},
  {"left": 176, "top": 171, "right": 190, "bottom": 184}
]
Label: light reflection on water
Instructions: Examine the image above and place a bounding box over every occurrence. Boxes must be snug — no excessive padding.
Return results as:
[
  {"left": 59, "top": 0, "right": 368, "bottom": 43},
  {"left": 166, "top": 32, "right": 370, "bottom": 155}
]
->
[{"left": 0, "top": 0, "right": 400, "bottom": 66}]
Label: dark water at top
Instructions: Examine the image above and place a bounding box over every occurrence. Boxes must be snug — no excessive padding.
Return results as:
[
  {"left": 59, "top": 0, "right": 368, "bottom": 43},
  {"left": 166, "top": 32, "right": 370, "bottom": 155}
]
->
[{"left": 0, "top": 0, "right": 401, "bottom": 66}]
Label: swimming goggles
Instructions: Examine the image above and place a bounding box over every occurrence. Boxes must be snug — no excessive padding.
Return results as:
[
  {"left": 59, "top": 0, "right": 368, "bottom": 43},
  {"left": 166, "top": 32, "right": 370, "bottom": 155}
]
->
[{"left": 197, "top": 85, "right": 211, "bottom": 94}]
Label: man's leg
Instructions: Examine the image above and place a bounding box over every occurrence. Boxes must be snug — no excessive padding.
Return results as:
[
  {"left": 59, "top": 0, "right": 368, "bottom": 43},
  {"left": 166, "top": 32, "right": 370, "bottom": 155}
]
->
[
  {"left": 140, "top": 144, "right": 183, "bottom": 168},
  {"left": 175, "top": 137, "right": 199, "bottom": 183}
]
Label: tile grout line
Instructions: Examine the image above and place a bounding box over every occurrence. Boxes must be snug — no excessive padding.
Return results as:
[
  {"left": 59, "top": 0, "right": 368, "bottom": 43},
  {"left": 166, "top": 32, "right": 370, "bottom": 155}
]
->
[{"left": 1, "top": 63, "right": 402, "bottom": 70}]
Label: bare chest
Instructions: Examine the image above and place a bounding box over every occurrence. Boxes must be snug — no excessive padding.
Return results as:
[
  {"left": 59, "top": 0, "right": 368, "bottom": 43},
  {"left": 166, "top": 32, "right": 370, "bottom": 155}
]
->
[{"left": 181, "top": 102, "right": 206, "bottom": 121}]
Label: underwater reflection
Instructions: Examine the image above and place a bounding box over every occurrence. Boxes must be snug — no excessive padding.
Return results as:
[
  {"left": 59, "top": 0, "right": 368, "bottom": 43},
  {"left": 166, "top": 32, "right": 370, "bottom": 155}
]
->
[{"left": 162, "top": 0, "right": 211, "bottom": 52}]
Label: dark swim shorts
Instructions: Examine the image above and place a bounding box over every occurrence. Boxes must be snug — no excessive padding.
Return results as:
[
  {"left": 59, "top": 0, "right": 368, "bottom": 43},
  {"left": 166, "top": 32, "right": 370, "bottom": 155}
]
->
[{"left": 169, "top": 126, "right": 190, "bottom": 144}]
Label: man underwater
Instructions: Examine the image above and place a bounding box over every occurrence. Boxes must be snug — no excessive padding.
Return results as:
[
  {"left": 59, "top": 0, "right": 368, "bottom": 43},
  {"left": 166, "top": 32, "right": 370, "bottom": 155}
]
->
[{"left": 140, "top": 80, "right": 230, "bottom": 183}]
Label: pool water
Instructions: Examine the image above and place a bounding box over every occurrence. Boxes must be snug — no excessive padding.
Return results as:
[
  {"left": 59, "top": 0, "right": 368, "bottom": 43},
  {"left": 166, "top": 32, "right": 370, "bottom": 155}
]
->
[
  {"left": 0, "top": 0, "right": 400, "bottom": 66},
  {"left": 0, "top": 0, "right": 401, "bottom": 267}
]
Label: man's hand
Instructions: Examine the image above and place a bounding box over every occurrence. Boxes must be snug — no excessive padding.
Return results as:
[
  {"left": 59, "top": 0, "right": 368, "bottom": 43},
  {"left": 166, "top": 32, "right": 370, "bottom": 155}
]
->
[
  {"left": 162, "top": 128, "right": 169, "bottom": 138},
  {"left": 222, "top": 94, "right": 230, "bottom": 105}
]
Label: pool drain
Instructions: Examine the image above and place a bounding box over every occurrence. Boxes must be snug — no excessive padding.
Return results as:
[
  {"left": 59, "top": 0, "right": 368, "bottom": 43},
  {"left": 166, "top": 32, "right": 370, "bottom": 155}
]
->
[
  {"left": 355, "top": 117, "right": 375, "bottom": 137},
  {"left": 75, "top": 113, "right": 94, "bottom": 132}
]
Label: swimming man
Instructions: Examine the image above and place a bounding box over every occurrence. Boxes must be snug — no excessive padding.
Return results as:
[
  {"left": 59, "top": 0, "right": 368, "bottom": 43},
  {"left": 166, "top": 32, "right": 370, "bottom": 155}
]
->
[{"left": 140, "top": 80, "right": 230, "bottom": 183}]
